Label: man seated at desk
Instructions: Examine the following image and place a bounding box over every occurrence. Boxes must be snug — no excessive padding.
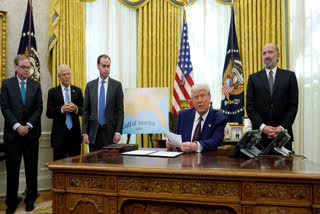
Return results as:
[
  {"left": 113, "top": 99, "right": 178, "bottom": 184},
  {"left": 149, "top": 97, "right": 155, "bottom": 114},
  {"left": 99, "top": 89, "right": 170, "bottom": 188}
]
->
[{"left": 166, "top": 84, "right": 227, "bottom": 152}]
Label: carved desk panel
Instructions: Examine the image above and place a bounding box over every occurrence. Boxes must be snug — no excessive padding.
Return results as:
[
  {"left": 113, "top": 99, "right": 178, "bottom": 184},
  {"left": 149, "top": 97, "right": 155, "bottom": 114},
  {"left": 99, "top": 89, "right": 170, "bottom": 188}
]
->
[{"left": 47, "top": 150, "right": 320, "bottom": 214}]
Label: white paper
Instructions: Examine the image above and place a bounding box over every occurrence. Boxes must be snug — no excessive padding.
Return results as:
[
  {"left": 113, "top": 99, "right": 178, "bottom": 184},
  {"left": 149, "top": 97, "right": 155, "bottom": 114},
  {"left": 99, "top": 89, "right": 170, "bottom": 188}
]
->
[
  {"left": 148, "top": 151, "right": 183, "bottom": 158},
  {"left": 162, "top": 128, "right": 182, "bottom": 148},
  {"left": 121, "top": 150, "right": 156, "bottom": 155}
]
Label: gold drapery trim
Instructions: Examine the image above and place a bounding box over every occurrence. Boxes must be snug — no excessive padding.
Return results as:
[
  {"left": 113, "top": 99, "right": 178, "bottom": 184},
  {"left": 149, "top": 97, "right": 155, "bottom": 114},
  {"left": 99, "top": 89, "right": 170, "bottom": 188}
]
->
[
  {"left": 119, "top": 0, "right": 197, "bottom": 9},
  {"left": 119, "top": 0, "right": 150, "bottom": 9},
  {"left": 216, "top": 0, "right": 233, "bottom": 5},
  {"left": 135, "top": 0, "right": 181, "bottom": 147},
  {"left": 232, "top": 0, "right": 288, "bottom": 115},
  {"left": 48, "top": 0, "right": 87, "bottom": 153}
]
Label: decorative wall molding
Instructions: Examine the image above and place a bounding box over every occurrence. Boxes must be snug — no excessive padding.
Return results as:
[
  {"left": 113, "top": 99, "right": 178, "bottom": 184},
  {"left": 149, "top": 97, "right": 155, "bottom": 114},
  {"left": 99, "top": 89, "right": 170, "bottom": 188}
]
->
[{"left": 0, "top": 10, "right": 7, "bottom": 86}]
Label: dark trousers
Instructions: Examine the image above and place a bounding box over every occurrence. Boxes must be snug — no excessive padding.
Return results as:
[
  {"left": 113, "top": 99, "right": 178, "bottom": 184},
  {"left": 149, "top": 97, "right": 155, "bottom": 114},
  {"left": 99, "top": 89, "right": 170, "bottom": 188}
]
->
[
  {"left": 5, "top": 136, "right": 39, "bottom": 208},
  {"left": 89, "top": 125, "right": 111, "bottom": 152},
  {"left": 53, "top": 127, "right": 81, "bottom": 161}
]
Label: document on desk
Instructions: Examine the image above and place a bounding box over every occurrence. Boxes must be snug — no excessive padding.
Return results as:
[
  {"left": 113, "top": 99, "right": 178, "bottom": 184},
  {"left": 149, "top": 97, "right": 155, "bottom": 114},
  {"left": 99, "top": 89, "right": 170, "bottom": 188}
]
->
[
  {"left": 121, "top": 150, "right": 156, "bottom": 156},
  {"left": 162, "top": 128, "right": 182, "bottom": 148},
  {"left": 122, "top": 150, "right": 183, "bottom": 158},
  {"left": 148, "top": 151, "right": 183, "bottom": 158}
]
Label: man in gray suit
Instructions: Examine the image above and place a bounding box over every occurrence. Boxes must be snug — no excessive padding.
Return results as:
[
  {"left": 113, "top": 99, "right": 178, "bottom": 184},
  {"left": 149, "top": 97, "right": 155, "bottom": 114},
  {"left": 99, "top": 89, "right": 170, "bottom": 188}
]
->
[
  {"left": 1, "top": 55, "right": 42, "bottom": 213},
  {"left": 82, "top": 54, "right": 124, "bottom": 152}
]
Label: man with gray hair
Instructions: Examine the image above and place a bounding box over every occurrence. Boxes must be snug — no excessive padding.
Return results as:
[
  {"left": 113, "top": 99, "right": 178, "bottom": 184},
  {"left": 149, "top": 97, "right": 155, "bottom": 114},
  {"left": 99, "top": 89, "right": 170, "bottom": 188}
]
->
[
  {"left": 166, "top": 84, "right": 227, "bottom": 152},
  {"left": 246, "top": 43, "right": 298, "bottom": 151},
  {"left": 46, "top": 64, "right": 83, "bottom": 160}
]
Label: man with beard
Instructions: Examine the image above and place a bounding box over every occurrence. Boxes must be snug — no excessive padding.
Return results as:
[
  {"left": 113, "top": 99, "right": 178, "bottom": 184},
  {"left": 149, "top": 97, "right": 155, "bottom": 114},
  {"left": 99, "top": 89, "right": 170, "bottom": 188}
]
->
[{"left": 246, "top": 43, "right": 298, "bottom": 151}]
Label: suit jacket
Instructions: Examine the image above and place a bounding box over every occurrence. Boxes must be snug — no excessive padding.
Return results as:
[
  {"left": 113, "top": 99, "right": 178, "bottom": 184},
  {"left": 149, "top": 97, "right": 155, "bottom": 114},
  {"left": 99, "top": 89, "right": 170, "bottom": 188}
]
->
[
  {"left": 175, "top": 108, "right": 227, "bottom": 152},
  {"left": 82, "top": 77, "right": 124, "bottom": 145},
  {"left": 246, "top": 68, "right": 299, "bottom": 146},
  {"left": 1, "top": 76, "right": 42, "bottom": 143},
  {"left": 46, "top": 84, "right": 83, "bottom": 148}
]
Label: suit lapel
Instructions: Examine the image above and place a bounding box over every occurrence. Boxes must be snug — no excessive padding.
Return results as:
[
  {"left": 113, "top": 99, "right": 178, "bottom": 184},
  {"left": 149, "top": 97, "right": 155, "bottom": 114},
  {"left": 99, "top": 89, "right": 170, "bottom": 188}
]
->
[
  {"left": 25, "top": 78, "right": 34, "bottom": 105},
  {"left": 70, "top": 85, "right": 76, "bottom": 103},
  {"left": 13, "top": 77, "right": 24, "bottom": 105},
  {"left": 186, "top": 109, "right": 196, "bottom": 141},
  {"left": 105, "top": 78, "right": 113, "bottom": 108},
  {"left": 272, "top": 68, "right": 281, "bottom": 95},
  {"left": 201, "top": 109, "right": 213, "bottom": 139},
  {"left": 93, "top": 78, "right": 99, "bottom": 114},
  {"left": 259, "top": 69, "right": 272, "bottom": 96},
  {"left": 57, "top": 85, "right": 65, "bottom": 105}
]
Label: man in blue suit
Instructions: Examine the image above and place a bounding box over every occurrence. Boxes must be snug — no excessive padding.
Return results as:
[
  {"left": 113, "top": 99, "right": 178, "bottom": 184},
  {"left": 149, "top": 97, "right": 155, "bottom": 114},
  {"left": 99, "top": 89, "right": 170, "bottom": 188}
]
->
[
  {"left": 82, "top": 54, "right": 124, "bottom": 152},
  {"left": 1, "top": 55, "right": 43, "bottom": 213},
  {"left": 166, "top": 84, "right": 227, "bottom": 152}
]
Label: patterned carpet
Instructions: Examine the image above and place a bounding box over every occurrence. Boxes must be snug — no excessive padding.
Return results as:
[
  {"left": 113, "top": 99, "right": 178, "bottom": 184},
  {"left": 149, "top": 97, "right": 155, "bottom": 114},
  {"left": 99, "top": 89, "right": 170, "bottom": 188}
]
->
[{"left": 0, "top": 201, "right": 52, "bottom": 214}]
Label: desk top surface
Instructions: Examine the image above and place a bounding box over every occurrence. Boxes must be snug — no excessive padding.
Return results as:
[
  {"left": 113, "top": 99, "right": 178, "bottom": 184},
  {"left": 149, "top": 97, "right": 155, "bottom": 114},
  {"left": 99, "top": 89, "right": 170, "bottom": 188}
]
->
[{"left": 47, "top": 149, "right": 320, "bottom": 180}]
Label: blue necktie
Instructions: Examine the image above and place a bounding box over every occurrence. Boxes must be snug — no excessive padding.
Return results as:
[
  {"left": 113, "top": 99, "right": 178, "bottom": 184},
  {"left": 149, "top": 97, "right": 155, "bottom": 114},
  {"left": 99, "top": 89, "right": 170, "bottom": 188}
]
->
[
  {"left": 64, "top": 88, "right": 72, "bottom": 130},
  {"left": 99, "top": 80, "right": 105, "bottom": 125},
  {"left": 20, "top": 81, "right": 26, "bottom": 104}
]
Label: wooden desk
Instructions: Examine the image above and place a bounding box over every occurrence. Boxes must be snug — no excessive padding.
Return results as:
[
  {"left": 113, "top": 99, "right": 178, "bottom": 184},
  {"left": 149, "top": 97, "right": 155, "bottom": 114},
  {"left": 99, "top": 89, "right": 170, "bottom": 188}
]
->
[{"left": 47, "top": 150, "right": 320, "bottom": 214}]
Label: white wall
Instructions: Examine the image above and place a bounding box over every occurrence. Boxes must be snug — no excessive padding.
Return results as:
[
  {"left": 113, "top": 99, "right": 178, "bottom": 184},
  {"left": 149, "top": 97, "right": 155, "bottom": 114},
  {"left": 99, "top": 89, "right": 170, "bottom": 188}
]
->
[{"left": 0, "top": 0, "right": 53, "bottom": 197}]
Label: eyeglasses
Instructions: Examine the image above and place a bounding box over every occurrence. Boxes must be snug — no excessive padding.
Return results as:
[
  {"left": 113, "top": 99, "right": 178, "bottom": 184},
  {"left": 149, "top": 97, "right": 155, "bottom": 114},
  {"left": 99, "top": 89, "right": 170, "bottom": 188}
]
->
[{"left": 17, "top": 65, "right": 31, "bottom": 70}]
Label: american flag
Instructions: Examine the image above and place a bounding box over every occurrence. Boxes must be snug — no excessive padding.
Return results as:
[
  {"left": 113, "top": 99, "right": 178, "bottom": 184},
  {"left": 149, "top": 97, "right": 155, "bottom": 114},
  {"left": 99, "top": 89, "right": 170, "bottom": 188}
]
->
[
  {"left": 18, "top": 0, "right": 40, "bottom": 82},
  {"left": 220, "top": 6, "right": 244, "bottom": 124},
  {"left": 172, "top": 9, "right": 194, "bottom": 118},
  {"left": 222, "top": 81, "right": 232, "bottom": 94}
]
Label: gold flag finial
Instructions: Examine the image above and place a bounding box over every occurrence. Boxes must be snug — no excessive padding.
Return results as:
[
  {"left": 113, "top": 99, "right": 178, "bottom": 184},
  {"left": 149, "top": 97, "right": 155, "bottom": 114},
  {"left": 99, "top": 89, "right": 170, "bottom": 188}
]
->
[{"left": 181, "top": 0, "right": 189, "bottom": 6}]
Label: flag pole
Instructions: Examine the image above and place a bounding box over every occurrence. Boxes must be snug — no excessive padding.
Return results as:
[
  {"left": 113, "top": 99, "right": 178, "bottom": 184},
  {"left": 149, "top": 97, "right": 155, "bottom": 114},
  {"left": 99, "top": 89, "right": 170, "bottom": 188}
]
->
[
  {"left": 28, "top": 0, "right": 32, "bottom": 58},
  {"left": 180, "top": 1, "right": 190, "bottom": 110}
]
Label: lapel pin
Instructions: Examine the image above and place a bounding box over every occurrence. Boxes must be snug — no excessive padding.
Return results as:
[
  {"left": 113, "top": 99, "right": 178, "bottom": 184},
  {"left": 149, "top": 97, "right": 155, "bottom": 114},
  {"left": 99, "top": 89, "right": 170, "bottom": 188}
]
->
[{"left": 208, "top": 124, "right": 211, "bottom": 127}]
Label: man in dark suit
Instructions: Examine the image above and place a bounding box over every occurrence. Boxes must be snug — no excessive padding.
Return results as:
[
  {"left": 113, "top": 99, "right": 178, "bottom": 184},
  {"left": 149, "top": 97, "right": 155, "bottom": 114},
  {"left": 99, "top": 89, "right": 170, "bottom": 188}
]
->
[
  {"left": 166, "top": 84, "right": 227, "bottom": 152},
  {"left": 1, "top": 54, "right": 42, "bottom": 213},
  {"left": 82, "top": 54, "right": 124, "bottom": 152},
  {"left": 246, "top": 43, "right": 299, "bottom": 150},
  {"left": 46, "top": 64, "right": 83, "bottom": 160}
]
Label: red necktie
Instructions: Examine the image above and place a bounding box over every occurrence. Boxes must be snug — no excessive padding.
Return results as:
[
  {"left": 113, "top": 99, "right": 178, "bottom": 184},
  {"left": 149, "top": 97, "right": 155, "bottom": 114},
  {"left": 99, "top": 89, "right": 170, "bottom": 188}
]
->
[{"left": 192, "top": 116, "right": 203, "bottom": 142}]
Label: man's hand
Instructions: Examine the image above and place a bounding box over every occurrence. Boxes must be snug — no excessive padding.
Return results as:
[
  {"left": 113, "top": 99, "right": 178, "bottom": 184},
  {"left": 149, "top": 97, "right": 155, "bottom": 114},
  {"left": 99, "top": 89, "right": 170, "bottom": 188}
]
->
[
  {"left": 16, "top": 125, "right": 29, "bottom": 136},
  {"left": 262, "top": 126, "right": 283, "bottom": 139},
  {"left": 83, "top": 134, "right": 90, "bottom": 144},
  {"left": 62, "top": 101, "right": 77, "bottom": 113},
  {"left": 180, "top": 142, "right": 198, "bottom": 153},
  {"left": 166, "top": 140, "right": 175, "bottom": 151},
  {"left": 271, "top": 126, "right": 283, "bottom": 138},
  {"left": 113, "top": 134, "right": 121, "bottom": 144}
]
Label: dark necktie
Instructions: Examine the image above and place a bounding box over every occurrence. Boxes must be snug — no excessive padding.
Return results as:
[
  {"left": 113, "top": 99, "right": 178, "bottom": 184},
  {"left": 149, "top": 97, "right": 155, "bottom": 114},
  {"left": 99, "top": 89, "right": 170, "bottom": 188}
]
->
[
  {"left": 64, "top": 88, "right": 72, "bottom": 129},
  {"left": 20, "top": 81, "right": 26, "bottom": 104},
  {"left": 99, "top": 80, "right": 105, "bottom": 125},
  {"left": 268, "top": 70, "right": 274, "bottom": 94},
  {"left": 192, "top": 116, "right": 203, "bottom": 142}
]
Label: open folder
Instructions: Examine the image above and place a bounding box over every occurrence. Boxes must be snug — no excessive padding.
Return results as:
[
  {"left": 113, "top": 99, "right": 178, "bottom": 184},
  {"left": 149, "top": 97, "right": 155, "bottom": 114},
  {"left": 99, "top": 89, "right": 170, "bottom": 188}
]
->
[{"left": 121, "top": 150, "right": 183, "bottom": 158}]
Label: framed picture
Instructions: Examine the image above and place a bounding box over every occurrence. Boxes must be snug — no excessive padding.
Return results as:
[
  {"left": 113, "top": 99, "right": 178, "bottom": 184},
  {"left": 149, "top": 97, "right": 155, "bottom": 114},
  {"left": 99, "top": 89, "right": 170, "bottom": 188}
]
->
[
  {"left": 224, "top": 122, "right": 239, "bottom": 140},
  {"left": 229, "top": 125, "right": 245, "bottom": 141},
  {"left": 243, "top": 117, "right": 252, "bottom": 132}
]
